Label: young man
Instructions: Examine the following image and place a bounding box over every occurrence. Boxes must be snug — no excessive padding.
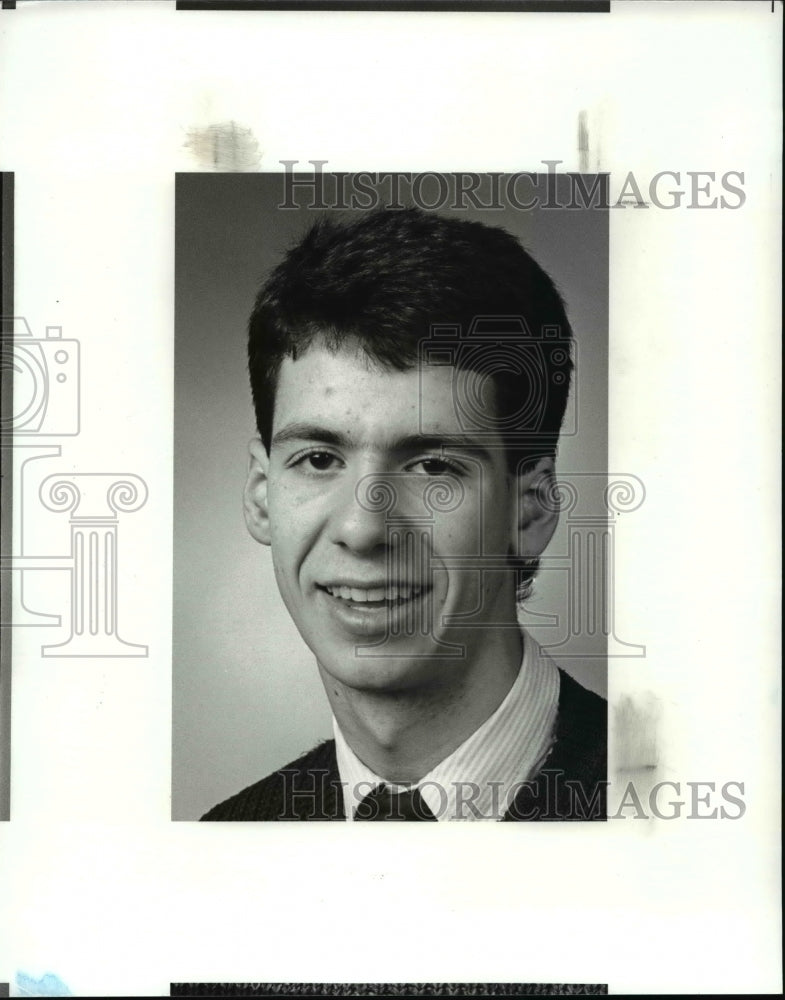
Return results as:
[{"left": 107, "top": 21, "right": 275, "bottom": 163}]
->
[{"left": 203, "top": 206, "right": 606, "bottom": 822}]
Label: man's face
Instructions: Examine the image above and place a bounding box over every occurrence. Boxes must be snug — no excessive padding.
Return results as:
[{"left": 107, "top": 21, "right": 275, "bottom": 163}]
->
[{"left": 253, "top": 338, "right": 520, "bottom": 695}]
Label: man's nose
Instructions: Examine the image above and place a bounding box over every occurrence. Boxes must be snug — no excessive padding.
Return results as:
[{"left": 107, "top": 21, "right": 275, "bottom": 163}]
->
[{"left": 328, "top": 473, "right": 394, "bottom": 553}]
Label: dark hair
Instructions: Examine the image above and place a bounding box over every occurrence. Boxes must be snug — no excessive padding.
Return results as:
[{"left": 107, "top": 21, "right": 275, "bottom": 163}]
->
[{"left": 248, "top": 206, "right": 573, "bottom": 473}]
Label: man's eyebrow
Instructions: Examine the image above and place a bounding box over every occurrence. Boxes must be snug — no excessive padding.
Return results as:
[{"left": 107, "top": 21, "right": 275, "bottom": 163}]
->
[
  {"left": 392, "top": 434, "right": 494, "bottom": 461},
  {"left": 271, "top": 423, "right": 348, "bottom": 448},
  {"left": 271, "top": 424, "right": 495, "bottom": 460}
]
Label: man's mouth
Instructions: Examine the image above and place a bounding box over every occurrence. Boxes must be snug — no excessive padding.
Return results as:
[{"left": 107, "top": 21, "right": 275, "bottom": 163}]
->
[
  {"left": 320, "top": 583, "right": 424, "bottom": 606},
  {"left": 316, "top": 581, "right": 433, "bottom": 636}
]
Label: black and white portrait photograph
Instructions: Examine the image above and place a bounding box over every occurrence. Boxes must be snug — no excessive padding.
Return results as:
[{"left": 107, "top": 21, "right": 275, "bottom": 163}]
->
[
  {"left": 173, "top": 172, "right": 609, "bottom": 823},
  {"left": 0, "top": 2, "right": 780, "bottom": 996}
]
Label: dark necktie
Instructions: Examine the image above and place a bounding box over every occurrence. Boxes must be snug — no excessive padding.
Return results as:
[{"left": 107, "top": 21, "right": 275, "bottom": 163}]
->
[{"left": 355, "top": 784, "right": 437, "bottom": 821}]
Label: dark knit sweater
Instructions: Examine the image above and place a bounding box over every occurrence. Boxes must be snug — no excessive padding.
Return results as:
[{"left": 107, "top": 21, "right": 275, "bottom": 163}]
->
[{"left": 202, "top": 669, "right": 606, "bottom": 822}]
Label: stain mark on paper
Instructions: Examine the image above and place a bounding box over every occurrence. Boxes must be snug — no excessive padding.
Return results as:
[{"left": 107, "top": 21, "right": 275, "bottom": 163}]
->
[
  {"left": 15, "top": 971, "right": 72, "bottom": 997},
  {"left": 577, "top": 109, "right": 590, "bottom": 173},
  {"left": 614, "top": 692, "right": 661, "bottom": 773},
  {"left": 184, "top": 120, "right": 262, "bottom": 171}
]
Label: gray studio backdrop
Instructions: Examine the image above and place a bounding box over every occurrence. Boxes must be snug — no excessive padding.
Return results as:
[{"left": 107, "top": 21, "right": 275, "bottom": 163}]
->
[{"left": 173, "top": 173, "right": 608, "bottom": 820}]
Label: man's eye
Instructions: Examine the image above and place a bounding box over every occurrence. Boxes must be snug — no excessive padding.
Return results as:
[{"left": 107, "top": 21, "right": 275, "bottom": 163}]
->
[
  {"left": 413, "top": 458, "right": 461, "bottom": 476},
  {"left": 299, "top": 451, "right": 339, "bottom": 472}
]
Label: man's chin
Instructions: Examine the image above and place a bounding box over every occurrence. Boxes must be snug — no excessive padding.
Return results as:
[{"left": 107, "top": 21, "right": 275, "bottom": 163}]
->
[{"left": 316, "top": 648, "right": 458, "bottom": 698}]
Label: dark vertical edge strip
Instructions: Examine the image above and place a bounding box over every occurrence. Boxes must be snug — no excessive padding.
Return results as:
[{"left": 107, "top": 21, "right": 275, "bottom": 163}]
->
[
  {"left": 172, "top": 175, "right": 180, "bottom": 819},
  {"left": 0, "top": 172, "right": 14, "bottom": 821}
]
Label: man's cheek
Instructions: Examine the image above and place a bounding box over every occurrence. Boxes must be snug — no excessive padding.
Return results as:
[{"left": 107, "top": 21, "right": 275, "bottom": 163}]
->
[
  {"left": 435, "top": 504, "right": 484, "bottom": 556},
  {"left": 270, "top": 551, "right": 297, "bottom": 602},
  {"left": 270, "top": 556, "right": 285, "bottom": 592},
  {"left": 481, "top": 502, "right": 514, "bottom": 554}
]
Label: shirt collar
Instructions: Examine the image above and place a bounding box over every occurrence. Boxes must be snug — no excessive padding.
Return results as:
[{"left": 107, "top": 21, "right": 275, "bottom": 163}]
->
[{"left": 333, "top": 629, "right": 560, "bottom": 821}]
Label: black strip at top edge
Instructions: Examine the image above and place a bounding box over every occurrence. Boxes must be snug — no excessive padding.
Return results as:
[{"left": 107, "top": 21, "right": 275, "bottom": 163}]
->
[{"left": 176, "top": 2, "right": 611, "bottom": 13}]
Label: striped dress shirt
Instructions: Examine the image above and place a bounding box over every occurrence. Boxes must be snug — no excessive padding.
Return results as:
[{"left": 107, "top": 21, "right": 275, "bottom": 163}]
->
[{"left": 334, "top": 629, "right": 560, "bottom": 822}]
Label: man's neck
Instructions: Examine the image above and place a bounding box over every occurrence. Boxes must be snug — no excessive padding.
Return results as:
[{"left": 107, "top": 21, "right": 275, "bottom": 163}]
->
[{"left": 319, "top": 627, "right": 523, "bottom": 784}]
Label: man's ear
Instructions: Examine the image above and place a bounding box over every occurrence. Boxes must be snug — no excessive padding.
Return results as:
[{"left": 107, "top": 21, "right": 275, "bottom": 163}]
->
[
  {"left": 514, "top": 456, "right": 560, "bottom": 559},
  {"left": 244, "top": 438, "right": 272, "bottom": 546}
]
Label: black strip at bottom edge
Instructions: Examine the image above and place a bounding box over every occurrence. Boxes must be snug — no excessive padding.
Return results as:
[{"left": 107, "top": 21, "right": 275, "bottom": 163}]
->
[{"left": 171, "top": 985, "right": 609, "bottom": 997}]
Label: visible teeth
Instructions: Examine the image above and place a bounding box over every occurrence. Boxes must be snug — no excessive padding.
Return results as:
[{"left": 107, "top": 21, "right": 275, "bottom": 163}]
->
[{"left": 325, "top": 584, "right": 424, "bottom": 602}]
